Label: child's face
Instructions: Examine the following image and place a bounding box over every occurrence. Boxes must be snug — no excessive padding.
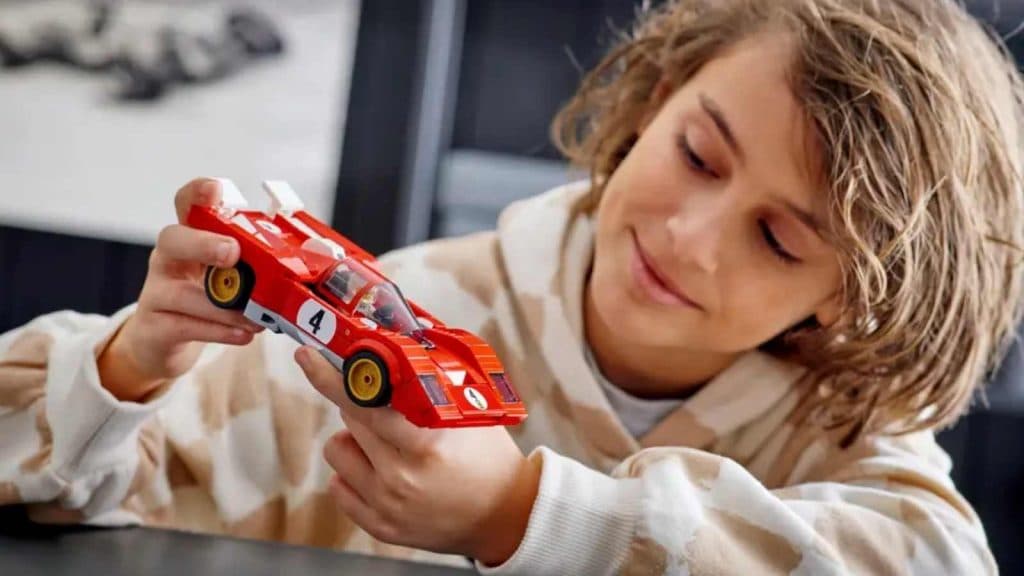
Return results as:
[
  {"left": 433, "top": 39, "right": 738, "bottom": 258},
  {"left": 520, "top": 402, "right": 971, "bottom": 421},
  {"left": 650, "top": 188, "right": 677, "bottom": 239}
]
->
[{"left": 590, "top": 34, "right": 842, "bottom": 356}]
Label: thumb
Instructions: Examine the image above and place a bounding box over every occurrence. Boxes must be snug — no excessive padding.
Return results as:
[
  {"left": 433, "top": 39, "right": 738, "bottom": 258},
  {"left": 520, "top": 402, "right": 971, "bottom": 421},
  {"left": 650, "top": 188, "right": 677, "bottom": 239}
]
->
[{"left": 295, "top": 346, "right": 349, "bottom": 407}]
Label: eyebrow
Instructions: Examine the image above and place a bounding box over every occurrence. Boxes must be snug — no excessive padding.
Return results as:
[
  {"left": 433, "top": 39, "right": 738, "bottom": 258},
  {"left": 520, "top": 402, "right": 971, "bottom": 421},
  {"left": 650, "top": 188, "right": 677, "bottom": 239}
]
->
[
  {"left": 699, "top": 93, "right": 825, "bottom": 240},
  {"left": 699, "top": 93, "right": 743, "bottom": 161}
]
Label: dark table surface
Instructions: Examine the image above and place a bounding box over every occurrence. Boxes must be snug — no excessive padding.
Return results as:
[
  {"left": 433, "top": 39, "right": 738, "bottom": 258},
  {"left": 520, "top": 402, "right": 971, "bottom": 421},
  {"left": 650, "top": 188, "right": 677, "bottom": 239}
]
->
[{"left": 0, "top": 507, "right": 475, "bottom": 576}]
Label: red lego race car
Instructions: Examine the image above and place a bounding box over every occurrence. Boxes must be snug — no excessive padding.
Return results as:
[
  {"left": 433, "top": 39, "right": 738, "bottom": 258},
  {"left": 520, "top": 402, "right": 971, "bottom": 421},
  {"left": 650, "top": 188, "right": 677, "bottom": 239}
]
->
[{"left": 187, "top": 179, "right": 526, "bottom": 428}]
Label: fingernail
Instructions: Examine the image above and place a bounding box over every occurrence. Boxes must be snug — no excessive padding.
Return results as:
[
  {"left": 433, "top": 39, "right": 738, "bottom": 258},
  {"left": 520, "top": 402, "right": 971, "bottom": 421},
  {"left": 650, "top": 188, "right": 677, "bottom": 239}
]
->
[
  {"left": 203, "top": 179, "right": 221, "bottom": 201},
  {"left": 216, "top": 242, "right": 234, "bottom": 264},
  {"left": 295, "top": 347, "right": 310, "bottom": 367}
]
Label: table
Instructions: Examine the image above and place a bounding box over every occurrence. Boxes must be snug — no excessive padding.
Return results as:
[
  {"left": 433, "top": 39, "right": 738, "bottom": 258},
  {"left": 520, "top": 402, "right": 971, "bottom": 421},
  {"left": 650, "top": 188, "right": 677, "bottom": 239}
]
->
[{"left": 0, "top": 508, "right": 475, "bottom": 576}]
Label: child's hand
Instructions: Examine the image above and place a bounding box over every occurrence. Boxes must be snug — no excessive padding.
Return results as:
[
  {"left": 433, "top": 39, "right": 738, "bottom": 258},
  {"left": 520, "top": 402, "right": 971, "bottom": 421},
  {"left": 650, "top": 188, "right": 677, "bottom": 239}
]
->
[
  {"left": 295, "top": 345, "right": 541, "bottom": 566},
  {"left": 98, "top": 178, "right": 263, "bottom": 401}
]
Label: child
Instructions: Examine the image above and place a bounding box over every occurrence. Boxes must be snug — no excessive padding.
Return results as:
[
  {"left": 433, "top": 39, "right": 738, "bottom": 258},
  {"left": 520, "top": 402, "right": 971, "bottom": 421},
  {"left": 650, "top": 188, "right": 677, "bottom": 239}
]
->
[{"left": 1, "top": 0, "right": 1019, "bottom": 573}]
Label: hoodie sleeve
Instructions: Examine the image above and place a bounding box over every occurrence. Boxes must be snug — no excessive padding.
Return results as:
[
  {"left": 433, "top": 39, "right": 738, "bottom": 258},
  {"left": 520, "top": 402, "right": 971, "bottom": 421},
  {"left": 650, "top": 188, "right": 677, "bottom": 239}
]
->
[
  {"left": 0, "top": 306, "right": 182, "bottom": 522},
  {"left": 477, "top": 434, "right": 996, "bottom": 576}
]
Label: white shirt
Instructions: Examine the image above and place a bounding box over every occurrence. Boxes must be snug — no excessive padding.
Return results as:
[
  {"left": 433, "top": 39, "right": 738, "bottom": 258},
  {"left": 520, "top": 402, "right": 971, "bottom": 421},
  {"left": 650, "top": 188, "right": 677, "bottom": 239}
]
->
[{"left": 584, "top": 345, "right": 685, "bottom": 439}]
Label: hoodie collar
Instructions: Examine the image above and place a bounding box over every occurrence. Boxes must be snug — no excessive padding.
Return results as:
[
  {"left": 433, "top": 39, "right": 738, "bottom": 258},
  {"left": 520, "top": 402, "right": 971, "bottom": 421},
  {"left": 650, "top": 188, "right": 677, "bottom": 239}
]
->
[{"left": 496, "top": 181, "right": 805, "bottom": 461}]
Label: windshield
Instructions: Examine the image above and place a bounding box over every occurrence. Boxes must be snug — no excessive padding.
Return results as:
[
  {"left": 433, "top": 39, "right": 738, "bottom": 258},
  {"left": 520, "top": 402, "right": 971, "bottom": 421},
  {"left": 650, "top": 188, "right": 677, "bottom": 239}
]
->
[
  {"left": 324, "top": 262, "right": 369, "bottom": 304},
  {"left": 355, "top": 283, "right": 421, "bottom": 335}
]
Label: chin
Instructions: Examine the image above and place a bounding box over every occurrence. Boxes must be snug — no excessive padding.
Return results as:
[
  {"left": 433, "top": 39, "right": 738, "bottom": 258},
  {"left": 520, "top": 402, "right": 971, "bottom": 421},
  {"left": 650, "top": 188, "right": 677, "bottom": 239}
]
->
[{"left": 591, "top": 268, "right": 692, "bottom": 347}]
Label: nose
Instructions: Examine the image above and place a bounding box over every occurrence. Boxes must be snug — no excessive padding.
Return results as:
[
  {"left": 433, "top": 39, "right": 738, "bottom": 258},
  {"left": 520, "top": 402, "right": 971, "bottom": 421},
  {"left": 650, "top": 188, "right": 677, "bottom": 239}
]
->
[{"left": 665, "top": 195, "right": 728, "bottom": 274}]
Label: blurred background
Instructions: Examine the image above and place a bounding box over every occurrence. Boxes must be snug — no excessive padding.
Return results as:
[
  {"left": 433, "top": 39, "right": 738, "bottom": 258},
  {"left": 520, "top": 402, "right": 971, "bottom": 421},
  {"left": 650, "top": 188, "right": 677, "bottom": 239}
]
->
[{"left": 1, "top": 0, "right": 1023, "bottom": 570}]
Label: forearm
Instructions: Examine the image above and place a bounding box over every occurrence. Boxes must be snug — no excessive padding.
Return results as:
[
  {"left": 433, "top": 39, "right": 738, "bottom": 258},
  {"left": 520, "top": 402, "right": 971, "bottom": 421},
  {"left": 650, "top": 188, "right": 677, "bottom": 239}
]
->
[
  {"left": 0, "top": 307, "right": 172, "bottom": 516},
  {"left": 477, "top": 446, "right": 996, "bottom": 576},
  {"left": 96, "top": 313, "right": 170, "bottom": 403},
  {"left": 476, "top": 448, "right": 645, "bottom": 576},
  {"left": 474, "top": 453, "right": 543, "bottom": 566}
]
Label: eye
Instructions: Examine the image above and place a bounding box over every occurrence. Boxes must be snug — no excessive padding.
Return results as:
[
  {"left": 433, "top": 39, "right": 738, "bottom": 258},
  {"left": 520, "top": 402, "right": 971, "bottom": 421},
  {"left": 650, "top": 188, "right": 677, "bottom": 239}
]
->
[
  {"left": 759, "top": 220, "right": 799, "bottom": 264},
  {"left": 678, "top": 135, "right": 718, "bottom": 178}
]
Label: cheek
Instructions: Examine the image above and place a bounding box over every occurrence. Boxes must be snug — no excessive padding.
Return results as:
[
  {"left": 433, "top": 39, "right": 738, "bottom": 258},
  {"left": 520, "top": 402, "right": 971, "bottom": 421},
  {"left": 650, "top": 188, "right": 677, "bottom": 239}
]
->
[
  {"left": 717, "top": 269, "right": 817, "bottom": 337},
  {"left": 601, "top": 139, "right": 684, "bottom": 217},
  {"left": 591, "top": 226, "right": 630, "bottom": 292}
]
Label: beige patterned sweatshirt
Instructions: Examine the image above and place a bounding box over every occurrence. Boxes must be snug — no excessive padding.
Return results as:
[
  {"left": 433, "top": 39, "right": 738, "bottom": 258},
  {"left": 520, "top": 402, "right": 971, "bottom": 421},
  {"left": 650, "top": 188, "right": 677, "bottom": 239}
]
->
[{"left": 0, "top": 182, "right": 997, "bottom": 575}]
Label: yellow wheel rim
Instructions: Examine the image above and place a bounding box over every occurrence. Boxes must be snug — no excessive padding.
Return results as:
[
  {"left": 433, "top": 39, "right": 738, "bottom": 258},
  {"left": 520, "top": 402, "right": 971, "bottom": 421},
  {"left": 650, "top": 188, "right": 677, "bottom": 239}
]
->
[
  {"left": 348, "top": 358, "right": 383, "bottom": 402},
  {"left": 208, "top": 267, "right": 242, "bottom": 304}
]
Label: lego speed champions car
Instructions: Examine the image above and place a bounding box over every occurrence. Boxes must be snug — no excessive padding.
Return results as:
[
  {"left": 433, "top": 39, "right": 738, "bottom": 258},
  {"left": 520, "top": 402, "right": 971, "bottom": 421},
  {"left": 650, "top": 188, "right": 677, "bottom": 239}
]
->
[{"left": 187, "top": 179, "right": 526, "bottom": 428}]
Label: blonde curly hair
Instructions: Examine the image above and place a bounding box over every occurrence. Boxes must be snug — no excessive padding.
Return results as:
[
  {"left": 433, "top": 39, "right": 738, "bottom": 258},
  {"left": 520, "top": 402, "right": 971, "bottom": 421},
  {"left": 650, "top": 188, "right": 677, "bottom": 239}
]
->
[{"left": 553, "top": 0, "right": 1024, "bottom": 440}]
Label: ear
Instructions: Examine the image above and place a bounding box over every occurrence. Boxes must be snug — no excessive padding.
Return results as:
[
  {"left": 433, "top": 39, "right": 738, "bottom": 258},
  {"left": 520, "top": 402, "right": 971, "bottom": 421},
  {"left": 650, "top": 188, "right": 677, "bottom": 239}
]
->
[
  {"left": 814, "top": 292, "right": 843, "bottom": 329},
  {"left": 638, "top": 78, "right": 676, "bottom": 135}
]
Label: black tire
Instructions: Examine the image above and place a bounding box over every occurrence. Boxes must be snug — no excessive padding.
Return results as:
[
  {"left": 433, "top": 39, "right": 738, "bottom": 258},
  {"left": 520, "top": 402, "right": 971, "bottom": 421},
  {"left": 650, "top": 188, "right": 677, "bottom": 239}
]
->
[
  {"left": 342, "top": 351, "right": 392, "bottom": 408},
  {"left": 204, "top": 261, "right": 255, "bottom": 310}
]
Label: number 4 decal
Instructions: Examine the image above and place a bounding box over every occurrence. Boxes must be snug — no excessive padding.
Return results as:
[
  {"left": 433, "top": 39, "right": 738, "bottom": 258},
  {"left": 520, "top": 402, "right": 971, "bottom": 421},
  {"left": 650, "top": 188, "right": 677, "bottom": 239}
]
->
[
  {"left": 297, "top": 300, "right": 337, "bottom": 344},
  {"left": 308, "top": 310, "right": 325, "bottom": 334}
]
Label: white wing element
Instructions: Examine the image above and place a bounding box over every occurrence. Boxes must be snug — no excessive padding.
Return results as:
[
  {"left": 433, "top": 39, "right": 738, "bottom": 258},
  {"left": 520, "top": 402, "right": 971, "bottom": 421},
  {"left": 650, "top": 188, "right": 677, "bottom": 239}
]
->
[
  {"left": 262, "top": 179, "right": 346, "bottom": 259},
  {"left": 301, "top": 237, "right": 347, "bottom": 260},
  {"left": 262, "top": 180, "right": 305, "bottom": 217},
  {"left": 231, "top": 214, "right": 272, "bottom": 245},
  {"left": 214, "top": 178, "right": 249, "bottom": 214}
]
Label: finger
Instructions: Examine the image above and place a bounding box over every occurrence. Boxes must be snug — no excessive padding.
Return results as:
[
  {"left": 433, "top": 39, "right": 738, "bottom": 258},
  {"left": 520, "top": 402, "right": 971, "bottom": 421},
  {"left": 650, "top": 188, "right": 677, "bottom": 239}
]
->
[
  {"left": 154, "top": 224, "right": 239, "bottom": 270},
  {"left": 323, "top": 431, "right": 377, "bottom": 501},
  {"left": 295, "top": 346, "right": 357, "bottom": 413},
  {"left": 175, "top": 178, "right": 221, "bottom": 224},
  {"left": 296, "top": 346, "right": 437, "bottom": 454},
  {"left": 149, "top": 279, "right": 262, "bottom": 332},
  {"left": 149, "top": 310, "right": 255, "bottom": 347},
  {"left": 338, "top": 410, "right": 398, "bottom": 469},
  {"left": 368, "top": 409, "right": 438, "bottom": 457},
  {"left": 328, "top": 474, "right": 392, "bottom": 542}
]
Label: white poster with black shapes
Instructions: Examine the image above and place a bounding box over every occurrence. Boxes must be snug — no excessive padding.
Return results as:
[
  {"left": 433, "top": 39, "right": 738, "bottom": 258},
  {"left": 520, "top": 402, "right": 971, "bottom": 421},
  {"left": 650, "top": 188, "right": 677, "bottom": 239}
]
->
[{"left": 0, "top": 0, "right": 359, "bottom": 244}]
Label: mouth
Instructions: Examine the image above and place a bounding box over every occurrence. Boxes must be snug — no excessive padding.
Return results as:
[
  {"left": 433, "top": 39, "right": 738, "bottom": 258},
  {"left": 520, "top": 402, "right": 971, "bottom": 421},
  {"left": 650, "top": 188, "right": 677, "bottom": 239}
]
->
[{"left": 629, "top": 229, "right": 703, "bottom": 310}]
